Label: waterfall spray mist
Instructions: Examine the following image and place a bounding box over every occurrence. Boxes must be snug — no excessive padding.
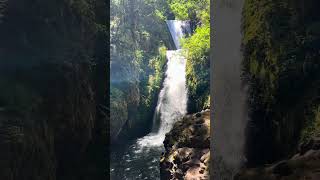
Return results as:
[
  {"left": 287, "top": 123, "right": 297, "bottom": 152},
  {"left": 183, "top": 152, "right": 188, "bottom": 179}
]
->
[{"left": 211, "top": 0, "right": 247, "bottom": 179}]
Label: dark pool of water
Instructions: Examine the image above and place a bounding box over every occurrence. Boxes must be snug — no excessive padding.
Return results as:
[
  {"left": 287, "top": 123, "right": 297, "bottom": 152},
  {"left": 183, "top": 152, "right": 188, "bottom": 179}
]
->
[{"left": 110, "top": 140, "right": 163, "bottom": 180}]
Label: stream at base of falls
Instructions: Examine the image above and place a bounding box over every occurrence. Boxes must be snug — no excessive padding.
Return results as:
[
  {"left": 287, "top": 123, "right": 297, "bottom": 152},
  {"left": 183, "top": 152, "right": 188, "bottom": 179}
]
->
[
  {"left": 110, "top": 140, "right": 163, "bottom": 180},
  {"left": 110, "top": 50, "right": 187, "bottom": 180}
]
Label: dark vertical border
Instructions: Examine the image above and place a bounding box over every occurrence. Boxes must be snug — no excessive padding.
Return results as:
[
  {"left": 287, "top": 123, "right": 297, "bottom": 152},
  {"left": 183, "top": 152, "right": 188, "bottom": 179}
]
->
[
  {"left": 91, "top": 0, "right": 110, "bottom": 178},
  {"left": 106, "top": 0, "right": 110, "bottom": 179}
]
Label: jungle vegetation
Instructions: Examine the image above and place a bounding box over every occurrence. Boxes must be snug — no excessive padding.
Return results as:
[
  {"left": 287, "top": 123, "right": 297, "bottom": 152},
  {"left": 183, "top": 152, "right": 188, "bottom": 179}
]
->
[
  {"left": 169, "top": 0, "right": 210, "bottom": 112},
  {"left": 110, "top": 0, "right": 210, "bottom": 140}
]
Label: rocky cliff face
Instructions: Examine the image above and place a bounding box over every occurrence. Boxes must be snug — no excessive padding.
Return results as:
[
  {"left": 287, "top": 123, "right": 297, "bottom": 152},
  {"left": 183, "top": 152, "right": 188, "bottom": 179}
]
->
[
  {"left": 241, "top": 0, "right": 320, "bottom": 166},
  {"left": 0, "top": 62, "right": 106, "bottom": 180},
  {"left": 160, "top": 109, "right": 210, "bottom": 180},
  {"left": 235, "top": 136, "right": 320, "bottom": 180},
  {"left": 0, "top": 0, "right": 108, "bottom": 179},
  {"left": 110, "top": 82, "right": 142, "bottom": 142}
]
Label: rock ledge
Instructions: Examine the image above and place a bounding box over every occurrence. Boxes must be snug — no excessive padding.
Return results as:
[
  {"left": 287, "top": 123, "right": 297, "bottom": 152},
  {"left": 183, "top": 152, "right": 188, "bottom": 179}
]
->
[{"left": 160, "top": 109, "right": 210, "bottom": 180}]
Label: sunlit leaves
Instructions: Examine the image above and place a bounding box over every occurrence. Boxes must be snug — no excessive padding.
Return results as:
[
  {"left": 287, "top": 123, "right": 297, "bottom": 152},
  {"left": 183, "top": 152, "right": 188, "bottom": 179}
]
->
[
  {"left": 182, "top": 25, "right": 210, "bottom": 60},
  {"left": 168, "top": 0, "right": 209, "bottom": 23},
  {"left": 168, "top": 0, "right": 210, "bottom": 111},
  {"left": 147, "top": 45, "right": 167, "bottom": 97},
  {"left": 155, "top": 9, "right": 166, "bottom": 21}
]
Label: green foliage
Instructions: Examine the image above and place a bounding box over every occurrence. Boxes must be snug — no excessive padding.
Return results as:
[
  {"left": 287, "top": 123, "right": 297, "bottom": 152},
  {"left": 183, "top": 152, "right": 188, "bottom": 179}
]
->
[
  {"left": 110, "top": 0, "right": 172, "bottom": 83},
  {"left": 182, "top": 25, "right": 210, "bottom": 58},
  {"left": 182, "top": 25, "right": 210, "bottom": 111},
  {"left": 242, "top": 0, "right": 320, "bottom": 165},
  {"left": 168, "top": 0, "right": 210, "bottom": 112},
  {"left": 111, "top": 0, "right": 210, "bottom": 136},
  {"left": 110, "top": 0, "right": 173, "bottom": 138},
  {"left": 301, "top": 106, "right": 320, "bottom": 142},
  {"left": 203, "top": 95, "right": 210, "bottom": 109},
  {"left": 155, "top": 9, "right": 166, "bottom": 21},
  {"left": 168, "top": 0, "right": 209, "bottom": 23},
  {"left": 146, "top": 46, "right": 167, "bottom": 104}
]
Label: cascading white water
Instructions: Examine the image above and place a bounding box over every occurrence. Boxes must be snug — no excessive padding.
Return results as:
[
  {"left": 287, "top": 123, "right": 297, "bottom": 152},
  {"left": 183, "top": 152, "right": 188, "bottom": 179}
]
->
[
  {"left": 166, "top": 20, "right": 190, "bottom": 49},
  {"left": 212, "top": 0, "right": 247, "bottom": 179},
  {"left": 110, "top": 20, "right": 190, "bottom": 180},
  {"left": 136, "top": 20, "right": 190, "bottom": 148}
]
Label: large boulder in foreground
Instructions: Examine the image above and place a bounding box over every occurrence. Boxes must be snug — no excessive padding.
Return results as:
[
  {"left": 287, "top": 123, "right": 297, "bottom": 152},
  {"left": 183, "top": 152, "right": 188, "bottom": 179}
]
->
[
  {"left": 160, "top": 109, "right": 210, "bottom": 180},
  {"left": 235, "top": 136, "right": 320, "bottom": 180}
]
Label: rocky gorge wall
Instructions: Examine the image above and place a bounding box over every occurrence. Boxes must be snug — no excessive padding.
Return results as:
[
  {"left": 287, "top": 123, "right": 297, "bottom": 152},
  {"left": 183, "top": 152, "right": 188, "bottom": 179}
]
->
[
  {"left": 231, "top": 0, "right": 320, "bottom": 179},
  {"left": 242, "top": 0, "right": 320, "bottom": 166},
  {"left": 0, "top": 0, "right": 108, "bottom": 179},
  {"left": 0, "top": 62, "right": 107, "bottom": 180}
]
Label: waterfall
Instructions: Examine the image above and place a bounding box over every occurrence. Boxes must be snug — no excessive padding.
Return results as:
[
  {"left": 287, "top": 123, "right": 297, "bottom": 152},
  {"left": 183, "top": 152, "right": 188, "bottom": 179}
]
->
[
  {"left": 212, "top": 0, "right": 247, "bottom": 179},
  {"left": 166, "top": 20, "right": 190, "bottom": 49},
  {"left": 136, "top": 20, "right": 189, "bottom": 148}
]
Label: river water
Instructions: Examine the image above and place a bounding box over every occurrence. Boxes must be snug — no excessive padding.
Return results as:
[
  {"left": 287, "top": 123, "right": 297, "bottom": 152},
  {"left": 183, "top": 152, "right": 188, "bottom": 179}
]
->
[{"left": 110, "top": 20, "right": 190, "bottom": 180}]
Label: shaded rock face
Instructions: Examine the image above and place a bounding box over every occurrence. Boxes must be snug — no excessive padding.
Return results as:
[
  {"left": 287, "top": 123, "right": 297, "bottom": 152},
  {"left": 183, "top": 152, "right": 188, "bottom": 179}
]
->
[
  {"left": 160, "top": 109, "right": 210, "bottom": 180},
  {"left": 111, "top": 82, "right": 143, "bottom": 142},
  {"left": 235, "top": 136, "right": 320, "bottom": 180},
  {"left": 0, "top": 62, "right": 105, "bottom": 180},
  {"left": 110, "top": 82, "right": 141, "bottom": 141},
  {"left": 0, "top": 0, "right": 108, "bottom": 179},
  {"left": 241, "top": 0, "right": 320, "bottom": 167}
]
